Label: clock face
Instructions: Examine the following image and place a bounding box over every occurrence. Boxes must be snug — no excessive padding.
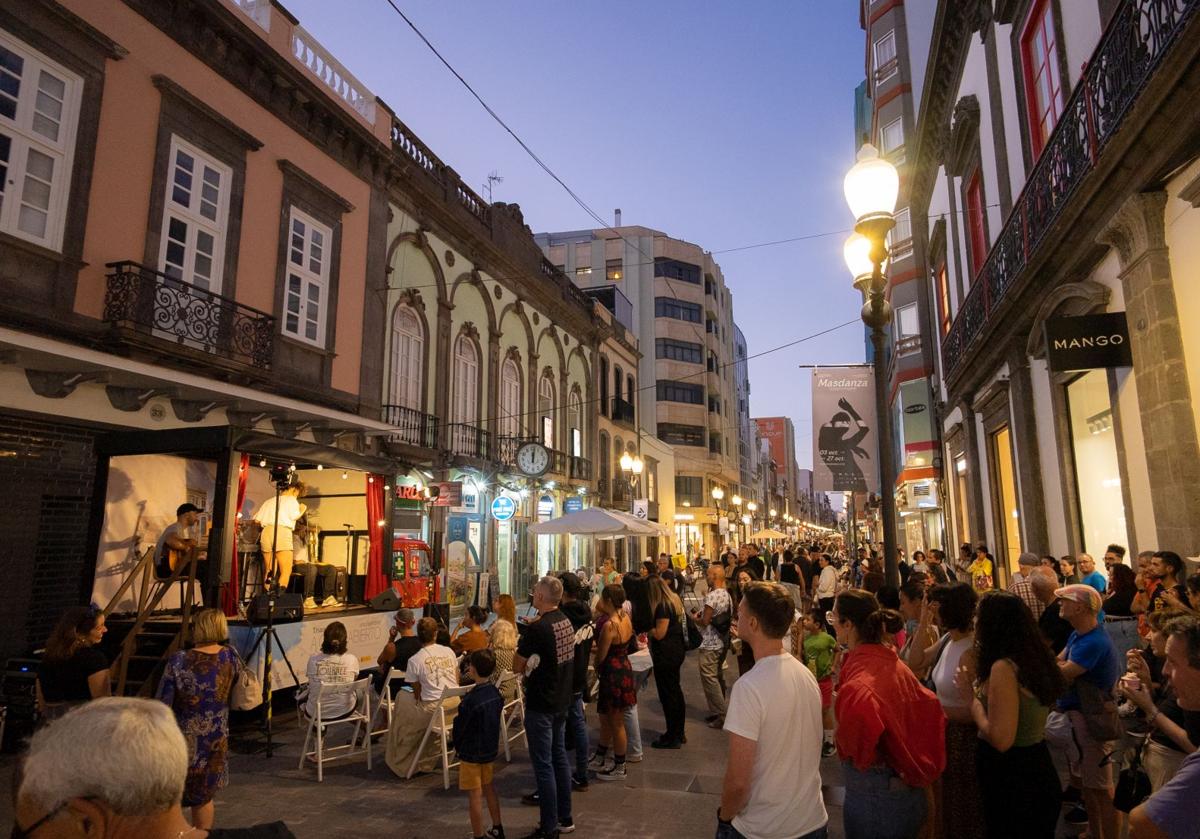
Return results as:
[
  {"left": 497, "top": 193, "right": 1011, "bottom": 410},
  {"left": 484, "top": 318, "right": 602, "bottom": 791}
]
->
[{"left": 516, "top": 443, "right": 550, "bottom": 476}]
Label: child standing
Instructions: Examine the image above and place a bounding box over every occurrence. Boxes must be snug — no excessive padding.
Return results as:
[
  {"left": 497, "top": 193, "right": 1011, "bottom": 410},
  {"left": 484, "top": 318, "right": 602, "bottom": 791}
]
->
[
  {"left": 452, "top": 649, "right": 505, "bottom": 839},
  {"left": 801, "top": 612, "right": 838, "bottom": 757}
]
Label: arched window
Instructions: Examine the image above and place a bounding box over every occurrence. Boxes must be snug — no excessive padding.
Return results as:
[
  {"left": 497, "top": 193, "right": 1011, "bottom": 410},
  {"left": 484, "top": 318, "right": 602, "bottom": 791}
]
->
[
  {"left": 500, "top": 357, "right": 522, "bottom": 438},
  {"left": 538, "top": 373, "right": 556, "bottom": 449},
  {"left": 388, "top": 304, "right": 423, "bottom": 409},
  {"left": 614, "top": 365, "right": 623, "bottom": 402},
  {"left": 568, "top": 388, "right": 583, "bottom": 457},
  {"left": 598, "top": 431, "right": 610, "bottom": 484},
  {"left": 599, "top": 355, "right": 609, "bottom": 416},
  {"left": 452, "top": 334, "right": 479, "bottom": 425},
  {"left": 626, "top": 375, "right": 635, "bottom": 407}
]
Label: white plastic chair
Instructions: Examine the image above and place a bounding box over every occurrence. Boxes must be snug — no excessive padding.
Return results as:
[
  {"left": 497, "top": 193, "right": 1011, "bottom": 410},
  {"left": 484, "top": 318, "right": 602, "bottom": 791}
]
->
[
  {"left": 496, "top": 671, "right": 527, "bottom": 762},
  {"left": 370, "top": 668, "right": 410, "bottom": 737},
  {"left": 407, "top": 683, "right": 475, "bottom": 789},
  {"left": 297, "top": 676, "right": 373, "bottom": 782}
]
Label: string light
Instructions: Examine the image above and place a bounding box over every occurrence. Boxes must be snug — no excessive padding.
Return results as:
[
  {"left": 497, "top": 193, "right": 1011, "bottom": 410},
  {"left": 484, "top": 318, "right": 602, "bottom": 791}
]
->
[
  {"left": 316, "top": 464, "right": 324, "bottom": 471},
  {"left": 258, "top": 457, "right": 267, "bottom": 468},
  {"left": 341, "top": 471, "right": 349, "bottom": 480}
]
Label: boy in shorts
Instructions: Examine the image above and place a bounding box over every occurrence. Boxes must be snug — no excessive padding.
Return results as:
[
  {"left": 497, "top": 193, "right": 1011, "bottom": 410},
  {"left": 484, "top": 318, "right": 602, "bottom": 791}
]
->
[
  {"left": 452, "top": 649, "right": 505, "bottom": 839},
  {"left": 802, "top": 611, "right": 838, "bottom": 757}
]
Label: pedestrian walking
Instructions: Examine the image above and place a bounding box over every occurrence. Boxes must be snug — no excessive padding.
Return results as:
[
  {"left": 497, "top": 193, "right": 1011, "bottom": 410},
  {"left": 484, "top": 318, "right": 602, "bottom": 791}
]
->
[
  {"left": 156, "top": 608, "right": 240, "bottom": 830},
  {"left": 717, "top": 582, "right": 828, "bottom": 839},
  {"left": 831, "top": 590, "right": 946, "bottom": 839},
  {"left": 970, "top": 591, "right": 1065, "bottom": 838},
  {"left": 514, "top": 576, "right": 575, "bottom": 839}
]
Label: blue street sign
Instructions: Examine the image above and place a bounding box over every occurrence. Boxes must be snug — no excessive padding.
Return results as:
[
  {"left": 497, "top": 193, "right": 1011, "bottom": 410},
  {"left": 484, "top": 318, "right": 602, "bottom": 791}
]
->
[
  {"left": 564, "top": 497, "right": 583, "bottom": 514},
  {"left": 491, "top": 495, "right": 517, "bottom": 521}
]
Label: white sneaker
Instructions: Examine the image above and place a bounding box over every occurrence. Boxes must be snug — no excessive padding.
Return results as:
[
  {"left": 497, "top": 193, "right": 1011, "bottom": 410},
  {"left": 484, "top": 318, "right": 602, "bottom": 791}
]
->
[
  {"left": 320, "top": 596, "right": 339, "bottom": 608},
  {"left": 303, "top": 597, "right": 317, "bottom": 609},
  {"left": 596, "top": 761, "right": 627, "bottom": 781}
]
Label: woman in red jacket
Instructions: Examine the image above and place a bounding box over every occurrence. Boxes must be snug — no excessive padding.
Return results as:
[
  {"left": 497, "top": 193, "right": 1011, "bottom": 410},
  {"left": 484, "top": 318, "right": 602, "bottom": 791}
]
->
[{"left": 831, "top": 589, "right": 947, "bottom": 839}]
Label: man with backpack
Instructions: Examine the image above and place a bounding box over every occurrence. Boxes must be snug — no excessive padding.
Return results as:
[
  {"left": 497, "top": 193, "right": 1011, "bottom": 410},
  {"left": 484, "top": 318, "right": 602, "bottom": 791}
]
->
[{"left": 691, "top": 564, "right": 733, "bottom": 728}]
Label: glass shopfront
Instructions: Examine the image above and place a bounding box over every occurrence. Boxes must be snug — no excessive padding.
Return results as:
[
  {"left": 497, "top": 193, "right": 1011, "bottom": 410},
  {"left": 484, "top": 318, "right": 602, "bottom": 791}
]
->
[
  {"left": 953, "top": 455, "right": 971, "bottom": 548},
  {"left": 1066, "top": 370, "right": 1129, "bottom": 553},
  {"left": 989, "top": 425, "right": 1022, "bottom": 578}
]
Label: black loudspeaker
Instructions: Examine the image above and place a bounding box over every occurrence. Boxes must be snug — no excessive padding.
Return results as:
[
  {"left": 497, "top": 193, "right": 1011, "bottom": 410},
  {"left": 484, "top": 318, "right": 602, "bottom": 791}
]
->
[
  {"left": 249, "top": 592, "right": 305, "bottom": 623},
  {"left": 425, "top": 601, "right": 450, "bottom": 628},
  {"left": 368, "top": 588, "right": 401, "bottom": 611}
]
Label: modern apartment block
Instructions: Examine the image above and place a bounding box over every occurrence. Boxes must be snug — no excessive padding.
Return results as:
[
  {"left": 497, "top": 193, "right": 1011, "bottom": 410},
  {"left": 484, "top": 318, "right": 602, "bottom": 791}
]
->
[
  {"left": 753, "top": 417, "right": 799, "bottom": 518},
  {"left": 536, "top": 225, "right": 744, "bottom": 556},
  {"left": 882, "top": 0, "right": 1200, "bottom": 581},
  {"left": 855, "top": 0, "right": 947, "bottom": 559}
]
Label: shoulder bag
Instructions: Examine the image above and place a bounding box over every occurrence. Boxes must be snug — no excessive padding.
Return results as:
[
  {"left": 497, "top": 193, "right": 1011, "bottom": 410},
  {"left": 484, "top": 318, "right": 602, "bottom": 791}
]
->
[
  {"left": 1114, "top": 734, "right": 1152, "bottom": 812},
  {"left": 229, "top": 646, "right": 264, "bottom": 711}
]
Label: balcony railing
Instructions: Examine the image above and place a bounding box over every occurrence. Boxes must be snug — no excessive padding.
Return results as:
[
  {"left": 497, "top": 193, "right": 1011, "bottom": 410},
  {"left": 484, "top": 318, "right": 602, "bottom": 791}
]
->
[
  {"left": 103, "top": 262, "right": 274, "bottom": 369},
  {"left": 569, "top": 455, "right": 593, "bottom": 481},
  {"left": 611, "top": 397, "right": 636, "bottom": 424},
  {"left": 941, "top": 0, "right": 1199, "bottom": 376},
  {"left": 291, "top": 24, "right": 376, "bottom": 125},
  {"left": 390, "top": 117, "right": 491, "bottom": 227},
  {"left": 447, "top": 423, "right": 492, "bottom": 460},
  {"left": 382, "top": 404, "right": 437, "bottom": 449}
]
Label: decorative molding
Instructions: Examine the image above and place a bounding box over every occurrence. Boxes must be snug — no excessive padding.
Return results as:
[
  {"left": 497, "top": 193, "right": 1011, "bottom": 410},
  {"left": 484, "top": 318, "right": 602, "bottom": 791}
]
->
[
  {"left": 276, "top": 160, "right": 354, "bottom": 213},
  {"left": 151, "top": 75, "right": 263, "bottom": 151},
  {"left": 1024, "top": 280, "right": 1112, "bottom": 358},
  {"left": 25, "top": 369, "right": 107, "bottom": 398},
  {"left": 105, "top": 385, "right": 175, "bottom": 412},
  {"left": 1178, "top": 168, "right": 1200, "bottom": 207},
  {"left": 947, "top": 95, "right": 981, "bottom": 177},
  {"left": 1096, "top": 191, "right": 1169, "bottom": 269},
  {"left": 458, "top": 321, "right": 481, "bottom": 342},
  {"left": 171, "top": 398, "right": 233, "bottom": 422}
]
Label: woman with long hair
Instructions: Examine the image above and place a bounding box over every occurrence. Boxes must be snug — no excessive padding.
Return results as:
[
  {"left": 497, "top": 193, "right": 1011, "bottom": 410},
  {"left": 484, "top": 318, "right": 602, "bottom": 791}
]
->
[
  {"left": 1103, "top": 563, "right": 1141, "bottom": 662},
  {"left": 832, "top": 590, "right": 946, "bottom": 839},
  {"left": 489, "top": 594, "right": 518, "bottom": 678},
  {"left": 646, "top": 575, "right": 687, "bottom": 748},
  {"left": 157, "top": 608, "right": 240, "bottom": 830},
  {"left": 590, "top": 583, "right": 637, "bottom": 779},
  {"left": 970, "top": 591, "right": 1065, "bottom": 837},
  {"left": 36, "top": 605, "right": 110, "bottom": 721}
]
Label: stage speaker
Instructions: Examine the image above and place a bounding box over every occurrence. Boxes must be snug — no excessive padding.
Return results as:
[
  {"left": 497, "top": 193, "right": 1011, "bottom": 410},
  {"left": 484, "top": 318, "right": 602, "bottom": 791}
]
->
[
  {"left": 425, "top": 601, "right": 450, "bottom": 628},
  {"left": 249, "top": 592, "right": 304, "bottom": 623},
  {"left": 368, "top": 588, "right": 401, "bottom": 611}
]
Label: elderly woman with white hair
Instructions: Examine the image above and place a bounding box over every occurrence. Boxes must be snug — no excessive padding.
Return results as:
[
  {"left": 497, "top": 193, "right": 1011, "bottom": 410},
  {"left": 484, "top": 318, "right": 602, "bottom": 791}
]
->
[{"left": 13, "top": 697, "right": 294, "bottom": 838}]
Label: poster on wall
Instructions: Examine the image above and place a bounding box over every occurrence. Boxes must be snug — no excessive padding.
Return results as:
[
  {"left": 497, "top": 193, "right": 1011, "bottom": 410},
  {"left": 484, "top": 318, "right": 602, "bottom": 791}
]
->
[
  {"left": 444, "top": 515, "right": 478, "bottom": 606},
  {"left": 812, "top": 367, "right": 878, "bottom": 492}
]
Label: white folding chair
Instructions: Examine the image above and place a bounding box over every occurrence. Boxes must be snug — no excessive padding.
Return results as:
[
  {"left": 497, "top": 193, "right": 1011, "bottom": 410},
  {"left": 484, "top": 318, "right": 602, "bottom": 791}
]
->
[
  {"left": 369, "top": 669, "right": 410, "bottom": 737},
  {"left": 496, "top": 671, "right": 527, "bottom": 762},
  {"left": 407, "top": 683, "right": 474, "bottom": 789},
  {"left": 297, "top": 676, "right": 373, "bottom": 782}
]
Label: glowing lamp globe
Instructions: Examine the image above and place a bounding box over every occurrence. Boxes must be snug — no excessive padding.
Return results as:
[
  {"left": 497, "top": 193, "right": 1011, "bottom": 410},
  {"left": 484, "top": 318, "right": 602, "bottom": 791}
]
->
[{"left": 843, "top": 143, "right": 899, "bottom": 225}]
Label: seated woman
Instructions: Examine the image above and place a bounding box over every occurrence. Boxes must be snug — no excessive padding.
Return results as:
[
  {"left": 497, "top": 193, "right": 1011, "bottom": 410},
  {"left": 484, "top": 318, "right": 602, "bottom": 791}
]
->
[
  {"left": 36, "top": 605, "right": 111, "bottom": 722},
  {"left": 450, "top": 605, "right": 490, "bottom": 657},
  {"left": 489, "top": 595, "right": 518, "bottom": 676},
  {"left": 299, "top": 621, "right": 360, "bottom": 720}
]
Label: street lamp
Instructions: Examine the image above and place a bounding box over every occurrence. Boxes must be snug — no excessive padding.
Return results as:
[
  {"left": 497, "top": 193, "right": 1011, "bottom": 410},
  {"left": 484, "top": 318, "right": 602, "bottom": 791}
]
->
[
  {"left": 844, "top": 142, "right": 900, "bottom": 587},
  {"left": 619, "top": 451, "right": 644, "bottom": 511},
  {"left": 730, "top": 494, "right": 743, "bottom": 545}
]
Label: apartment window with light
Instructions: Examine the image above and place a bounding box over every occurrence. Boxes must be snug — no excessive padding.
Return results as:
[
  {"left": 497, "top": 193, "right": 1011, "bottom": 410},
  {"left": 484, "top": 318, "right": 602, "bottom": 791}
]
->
[
  {"left": 880, "top": 118, "right": 904, "bottom": 155},
  {"left": 1021, "top": 0, "right": 1064, "bottom": 158},
  {"left": 575, "top": 265, "right": 592, "bottom": 277},
  {"left": 606, "top": 258, "right": 623, "bottom": 281},
  {"left": 538, "top": 374, "right": 556, "bottom": 449},
  {"left": 282, "top": 208, "right": 331, "bottom": 345},
  {"left": 965, "top": 170, "right": 988, "bottom": 278},
  {"left": 936, "top": 264, "right": 952, "bottom": 335},
  {"left": 0, "top": 32, "right": 80, "bottom": 251},
  {"left": 874, "top": 31, "right": 898, "bottom": 84}
]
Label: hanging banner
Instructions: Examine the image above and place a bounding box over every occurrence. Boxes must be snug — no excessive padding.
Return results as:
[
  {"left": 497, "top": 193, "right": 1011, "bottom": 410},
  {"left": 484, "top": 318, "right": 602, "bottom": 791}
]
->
[{"left": 812, "top": 367, "right": 878, "bottom": 493}]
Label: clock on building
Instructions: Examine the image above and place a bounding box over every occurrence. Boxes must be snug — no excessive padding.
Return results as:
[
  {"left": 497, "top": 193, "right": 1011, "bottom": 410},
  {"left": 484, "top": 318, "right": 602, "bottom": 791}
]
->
[{"left": 515, "top": 442, "right": 551, "bottom": 477}]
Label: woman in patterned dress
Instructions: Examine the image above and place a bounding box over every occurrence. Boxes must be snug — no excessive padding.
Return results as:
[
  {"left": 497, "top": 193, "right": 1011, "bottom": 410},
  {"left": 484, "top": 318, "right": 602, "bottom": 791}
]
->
[
  {"left": 590, "top": 583, "right": 637, "bottom": 780},
  {"left": 157, "top": 608, "right": 240, "bottom": 830}
]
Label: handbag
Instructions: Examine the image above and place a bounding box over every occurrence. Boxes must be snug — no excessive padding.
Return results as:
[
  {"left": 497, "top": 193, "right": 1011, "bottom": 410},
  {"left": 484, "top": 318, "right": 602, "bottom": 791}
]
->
[
  {"left": 920, "top": 633, "right": 951, "bottom": 692},
  {"left": 1077, "top": 678, "right": 1122, "bottom": 742},
  {"left": 1114, "top": 736, "right": 1152, "bottom": 813},
  {"left": 229, "top": 648, "right": 263, "bottom": 711},
  {"left": 685, "top": 611, "right": 703, "bottom": 651}
]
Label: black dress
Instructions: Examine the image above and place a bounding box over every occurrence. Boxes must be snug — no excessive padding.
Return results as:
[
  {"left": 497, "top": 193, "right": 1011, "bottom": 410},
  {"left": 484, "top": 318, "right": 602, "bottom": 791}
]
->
[{"left": 650, "top": 602, "right": 686, "bottom": 744}]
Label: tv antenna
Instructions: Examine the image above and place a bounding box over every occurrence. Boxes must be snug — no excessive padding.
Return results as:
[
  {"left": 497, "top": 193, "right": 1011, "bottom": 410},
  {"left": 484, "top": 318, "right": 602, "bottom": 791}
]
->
[{"left": 483, "top": 171, "right": 503, "bottom": 202}]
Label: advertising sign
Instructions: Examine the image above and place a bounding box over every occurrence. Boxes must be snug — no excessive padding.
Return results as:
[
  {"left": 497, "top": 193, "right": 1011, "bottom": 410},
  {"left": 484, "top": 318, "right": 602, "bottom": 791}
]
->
[
  {"left": 432, "top": 481, "right": 462, "bottom": 507},
  {"left": 812, "top": 367, "right": 878, "bottom": 492},
  {"left": 564, "top": 497, "right": 583, "bottom": 514},
  {"left": 1044, "top": 312, "right": 1132, "bottom": 371},
  {"left": 491, "top": 495, "right": 516, "bottom": 521}
]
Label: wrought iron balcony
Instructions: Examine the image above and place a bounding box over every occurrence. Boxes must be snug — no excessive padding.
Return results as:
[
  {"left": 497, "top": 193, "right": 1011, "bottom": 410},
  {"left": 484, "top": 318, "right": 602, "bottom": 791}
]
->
[
  {"left": 447, "top": 423, "right": 492, "bottom": 460},
  {"left": 940, "top": 0, "right": 1199, "bottom": 377},
  {"left": 382, "top": 404, "right": 437, "bottom": 449},
  {"left": 103, "top": 262, "right": 274, "bottom": 369},
  {"left": 569, "top": 455, "right": 593, "bottom": 481},
  {"left": 611, "top": 397, "right": 636, "bottom": 424}
]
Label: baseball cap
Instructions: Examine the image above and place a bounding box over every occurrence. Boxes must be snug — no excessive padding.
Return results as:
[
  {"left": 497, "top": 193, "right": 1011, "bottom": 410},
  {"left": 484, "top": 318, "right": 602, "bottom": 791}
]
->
[
  {"left": 1018, "top": 552, "right": 1040, "bottom": 568},
  {"left": 176, "top": 503, "right": 203, "bottom": 516},
  {"left": 395, "top": 608, "right": 415, "bottom": 625},
  {"left": 1055, "top": 583, "right": 1102, "bottom": 613}
]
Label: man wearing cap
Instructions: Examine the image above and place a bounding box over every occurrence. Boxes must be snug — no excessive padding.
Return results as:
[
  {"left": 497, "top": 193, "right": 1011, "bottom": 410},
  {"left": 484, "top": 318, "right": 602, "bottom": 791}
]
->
[
  {"left": 375, "top": 608, "right": 421, "bottom": 695},
  {"left": 1045, "top": 583, "right": 1122, "bottom": 839},
  {"left": 154, "top": 503, "right": 202, "bottom": 578},
  {"left": 1008, "top": 552, "right": 1044, "bottom": 618}
]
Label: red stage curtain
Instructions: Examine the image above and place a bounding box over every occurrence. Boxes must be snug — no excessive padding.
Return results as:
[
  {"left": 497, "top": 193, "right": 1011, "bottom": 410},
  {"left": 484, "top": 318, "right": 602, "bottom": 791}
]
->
[
  {"left": 365, "top": 473, "right": 388, "bottom": 600},
  {"left": 222, "top": 454, "right": 250, "bottom": 616}
]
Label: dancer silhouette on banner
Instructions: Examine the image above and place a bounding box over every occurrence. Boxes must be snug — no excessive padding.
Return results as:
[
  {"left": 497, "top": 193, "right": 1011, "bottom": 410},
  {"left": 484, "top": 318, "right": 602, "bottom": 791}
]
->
[{"left": 818, "top": 398, "right": 870, "bottom": 492}]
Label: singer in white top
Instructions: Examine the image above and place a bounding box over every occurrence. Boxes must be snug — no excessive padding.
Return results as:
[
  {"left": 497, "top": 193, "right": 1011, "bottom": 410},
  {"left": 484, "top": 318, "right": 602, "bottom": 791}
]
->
[{"left": 254, "top": 482, "right": 306, "bottom": 592}]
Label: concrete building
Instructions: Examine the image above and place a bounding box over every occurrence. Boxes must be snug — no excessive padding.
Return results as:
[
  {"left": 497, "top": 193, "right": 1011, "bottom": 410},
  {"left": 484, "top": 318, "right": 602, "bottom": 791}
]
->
[
  {"left": 753, "top": 417, "right": 800, "bottom": 518},
  {"left": 892, "top": 0, "right": 1200, "bottom": 582},
  {"left": 537, "top": 225, "right": 743, "bottom": 558},
  {"left": 855, "top": 0, "right": 947, "bottom": 560}
]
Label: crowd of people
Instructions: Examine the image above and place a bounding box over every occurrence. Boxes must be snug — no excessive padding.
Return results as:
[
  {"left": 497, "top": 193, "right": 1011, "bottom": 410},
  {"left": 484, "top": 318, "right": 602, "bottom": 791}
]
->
[{"left": 16, "top": 539, "right": 1200, "bottom": 839}]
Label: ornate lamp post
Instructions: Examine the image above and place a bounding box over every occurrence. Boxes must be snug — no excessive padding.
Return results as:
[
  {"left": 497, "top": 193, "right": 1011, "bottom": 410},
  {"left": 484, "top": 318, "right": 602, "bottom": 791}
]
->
[
  {"left": 619, "top": 451, "right": 644, "bottom": 509},
  {"left": 731, "top": 494, "right": 743, "bottom": 546},
  {"left": 746, "top": 500, "right": 758, "bottom": 538},
  {"left": 843, "top": 142, "right": 901, "bottom": 587},
  {"left": 711, "top": 486, "right": 725, "bottom": 547}
]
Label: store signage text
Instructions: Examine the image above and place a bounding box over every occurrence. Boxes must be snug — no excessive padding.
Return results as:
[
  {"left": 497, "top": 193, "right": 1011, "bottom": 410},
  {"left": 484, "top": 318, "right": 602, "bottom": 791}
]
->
[
  {"left": 564, "top": 497, "right": 583, "bottom": 514},
  {"left": 491, "top": 495, "right": 516, "bottom": 521},
  {"left": 1045, "top": 312, "right": 1133, "bottom": 372}
]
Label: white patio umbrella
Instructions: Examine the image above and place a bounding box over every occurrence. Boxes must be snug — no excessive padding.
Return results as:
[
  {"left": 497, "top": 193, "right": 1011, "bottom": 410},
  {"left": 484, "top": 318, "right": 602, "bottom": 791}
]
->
[
  {"left": 528, "top": 506, "right": 665, "bottom": 539},
  {"left": 750, "top": 528, "right": 788, "bottom": 540}
]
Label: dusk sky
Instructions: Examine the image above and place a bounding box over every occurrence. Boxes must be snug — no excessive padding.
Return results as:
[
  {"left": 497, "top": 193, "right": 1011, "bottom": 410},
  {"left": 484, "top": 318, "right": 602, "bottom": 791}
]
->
[{"left": 285, "top": 0, "right": 868, "bottom": 470}]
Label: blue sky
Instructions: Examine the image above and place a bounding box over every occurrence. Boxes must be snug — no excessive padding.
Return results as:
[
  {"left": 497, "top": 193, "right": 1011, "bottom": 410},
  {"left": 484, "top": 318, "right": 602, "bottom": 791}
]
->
[{"left": 285, "top": 0, "right": 867, "bottom": 469}]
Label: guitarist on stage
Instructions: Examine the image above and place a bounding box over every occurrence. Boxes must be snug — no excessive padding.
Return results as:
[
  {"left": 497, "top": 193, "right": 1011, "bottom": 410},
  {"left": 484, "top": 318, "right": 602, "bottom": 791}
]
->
[{"left": 154, "top": 502, "right": 202, "bottom": 578}]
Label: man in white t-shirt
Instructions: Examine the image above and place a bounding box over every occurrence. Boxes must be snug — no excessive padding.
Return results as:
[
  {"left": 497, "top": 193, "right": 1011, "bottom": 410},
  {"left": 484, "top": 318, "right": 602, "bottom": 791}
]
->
[
  {"left": 691, "top": 564, "right": 732, "bottom": 726},
  {"left": 386, "top": 617, "right": 461, "bottom": 777},
  {"left": 718, "top": 581, "right": 827, "bottom": 839},
  {"left": 253, "top": 483, "right": 306, "bottom": 592}
]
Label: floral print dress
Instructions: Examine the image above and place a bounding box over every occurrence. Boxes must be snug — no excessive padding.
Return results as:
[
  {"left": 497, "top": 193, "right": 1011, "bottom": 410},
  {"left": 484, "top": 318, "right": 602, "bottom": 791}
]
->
[
  {"left": 595, "top": 613, "right": 637, "bottom": 713},
  {"left": 157, "top": 646, "right": 239, "bottom": 806}
]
